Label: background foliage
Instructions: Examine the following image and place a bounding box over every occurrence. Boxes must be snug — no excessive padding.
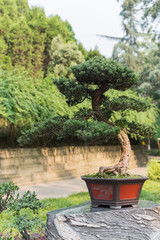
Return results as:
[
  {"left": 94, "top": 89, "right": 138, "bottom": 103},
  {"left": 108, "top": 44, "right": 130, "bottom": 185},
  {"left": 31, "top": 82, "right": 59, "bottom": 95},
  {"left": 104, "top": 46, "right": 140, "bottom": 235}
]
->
[{"left": 0, "top": 0, "right": 159, "bottom": 147}]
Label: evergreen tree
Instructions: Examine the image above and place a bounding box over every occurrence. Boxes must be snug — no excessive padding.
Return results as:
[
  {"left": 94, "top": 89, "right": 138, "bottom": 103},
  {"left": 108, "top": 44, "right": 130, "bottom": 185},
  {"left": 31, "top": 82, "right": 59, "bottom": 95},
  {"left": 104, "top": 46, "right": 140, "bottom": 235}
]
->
[
  {"left": 0, "top": 68, "right": 73, "bottom": 145},
  {"left": 48, "top": 35, "right": 84, "bottom": 78},
  {"left": 27, "top": 6, "right": 47, "bottom": 77},
  {"left": 0, "top": 0, "right": 17, "bottom": 69},
  {"left": 0, "top": 0, "right": 79, "bottom": 76},
  {"left": 138, "top": 42, "right": 160, "bottom": 107},
  {"left": 54, "top": 57, "right": 154, "bottom": 175},
  {"left": 141, "top": 0, "right": 160, "bottom": 31},
  {"left": 7, "top": 20, "right": 33, "bottom": 70},
  {"left": 43, "top": 15, "right": 77, "bottom": 76},
  {"left": 16, "top": 0, "right": 29, "bottom": 17},
  {"left": 112, "top": 0, "right": 148, "bottom": 73}
]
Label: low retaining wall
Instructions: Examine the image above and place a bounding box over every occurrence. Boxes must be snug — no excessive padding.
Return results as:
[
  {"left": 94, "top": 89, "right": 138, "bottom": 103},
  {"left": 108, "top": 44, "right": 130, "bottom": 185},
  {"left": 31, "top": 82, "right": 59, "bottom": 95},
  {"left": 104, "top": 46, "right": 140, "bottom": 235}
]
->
[{"left": 0, "top": 145, "right": 147, "bottom": 186}]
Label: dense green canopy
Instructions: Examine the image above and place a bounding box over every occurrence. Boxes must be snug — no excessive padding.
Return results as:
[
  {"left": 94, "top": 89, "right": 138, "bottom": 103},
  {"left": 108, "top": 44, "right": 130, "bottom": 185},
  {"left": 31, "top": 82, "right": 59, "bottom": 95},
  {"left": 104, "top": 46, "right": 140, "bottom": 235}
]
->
[
  {"left": 71, "top": 57, "right": 139, "bottom": 89},
  {"left": 54, "top": 57, "right": 155, "bottom": 140}
]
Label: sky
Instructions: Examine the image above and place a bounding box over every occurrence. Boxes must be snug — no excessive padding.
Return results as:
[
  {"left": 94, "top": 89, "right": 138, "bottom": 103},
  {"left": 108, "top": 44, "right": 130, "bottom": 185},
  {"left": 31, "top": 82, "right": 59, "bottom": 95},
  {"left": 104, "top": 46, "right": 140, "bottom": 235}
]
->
[{"left": 28, "top": 0, "right": 124, "bottom": 57}]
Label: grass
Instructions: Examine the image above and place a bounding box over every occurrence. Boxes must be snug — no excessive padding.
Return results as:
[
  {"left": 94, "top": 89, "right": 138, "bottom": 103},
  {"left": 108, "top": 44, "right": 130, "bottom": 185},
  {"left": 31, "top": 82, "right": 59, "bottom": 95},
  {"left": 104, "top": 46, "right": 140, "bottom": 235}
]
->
[
  {"left": 0, "top": 179, "right": 160, "bottom": 238},
  {"left": 140, "top": 180, "right": 160, "bottom": 202},
  {"left": 0, "top": 192, "right": 90, "bottom": 237}
]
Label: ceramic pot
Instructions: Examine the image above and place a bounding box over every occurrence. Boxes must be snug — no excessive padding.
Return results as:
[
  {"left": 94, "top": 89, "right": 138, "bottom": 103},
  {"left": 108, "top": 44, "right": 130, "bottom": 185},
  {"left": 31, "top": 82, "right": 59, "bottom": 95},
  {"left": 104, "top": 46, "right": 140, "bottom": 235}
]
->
[{"left": 81, "top": 175, "right": 149, "bottom": 209}]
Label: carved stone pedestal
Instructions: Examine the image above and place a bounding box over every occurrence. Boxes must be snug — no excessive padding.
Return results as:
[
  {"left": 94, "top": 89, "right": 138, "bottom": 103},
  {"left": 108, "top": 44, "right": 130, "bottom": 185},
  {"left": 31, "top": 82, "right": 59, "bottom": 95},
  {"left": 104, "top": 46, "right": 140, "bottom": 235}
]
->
[{"left": 45, "top": 200, "right": 160, "bottom": 240}]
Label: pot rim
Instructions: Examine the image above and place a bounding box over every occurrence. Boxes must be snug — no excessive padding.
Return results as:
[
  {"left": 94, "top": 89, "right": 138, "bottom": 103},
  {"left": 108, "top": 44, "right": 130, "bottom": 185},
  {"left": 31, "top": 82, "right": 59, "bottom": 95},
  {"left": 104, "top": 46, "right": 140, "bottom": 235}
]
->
[{"left": 81, "top": 175, "right": 149, "bottom": 181}]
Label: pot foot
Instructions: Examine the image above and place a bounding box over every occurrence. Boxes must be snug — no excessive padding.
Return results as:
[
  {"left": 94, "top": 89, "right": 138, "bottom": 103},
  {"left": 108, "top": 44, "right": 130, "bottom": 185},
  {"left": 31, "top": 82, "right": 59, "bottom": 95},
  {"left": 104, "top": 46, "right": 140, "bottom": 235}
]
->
[
  {"left": 132, "top": 204, "right": 138, "bottom": 208},
  {"left": 110, "top": 206, "right": 122, "bottom": 210},
  {"left": 91, "top": 204, "right": 99, "bottom": 208}
]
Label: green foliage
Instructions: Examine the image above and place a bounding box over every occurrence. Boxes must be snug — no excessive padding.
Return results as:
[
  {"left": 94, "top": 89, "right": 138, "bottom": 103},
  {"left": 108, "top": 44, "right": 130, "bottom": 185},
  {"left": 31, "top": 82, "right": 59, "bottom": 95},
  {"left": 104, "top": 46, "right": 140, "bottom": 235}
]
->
[
  {"left": 0, "top": 226, "right": 45, "bottom": 239},
  {"left": 1, "top": 180, "right": 160, "bottom": 238},
  {"left": 59, "top": 119, "right": 120, "bottom": 145},
  {"left": 0, "top": 182, "right": 19, "bottom": 213},
  {"left": 141, "top": 0, "right": 160, "bottom": 28},
  {"left": 0, "top": 69, "right": 73, "bottom": 145},
  {"left": 18, "top": 116, "right": 68, "bottom": 147},
  {"left": 102, "top": 89, "right": 158, "bottom": 139},
  {"left": 71, "top": 57, "right": 139, "bottom": 89},
  {"left": 115, "top": 0, "right": 160, "bottom": 114},
  {"left": 54, "top": 57, "right": 155, "bottom": 141},
  {"left": 138, "top": 43, "right": 160, "bottom": 108},
  {"left": 10, "top": 191, "right": 43, "bottom": 240},
  {"left": 78, "top": 44, "right": 103, "bottom": 61},
  {"left": 113, "top": 0, "right": 151, "bottom": 73},
  {"left": 48, "top": 35, "right": 84, "bottom": 78},
  {"left": 0, "top": 182, "right": 43, "bottom": 239},
  {"left": 128, "top": 122, "right": 155, "bottom": 139},
  {"left": 0, "top": 0, "right": 78, "bottom": 76},
  {"left": 1, "top": 180, "right": 160, "bottom": 237},
  {"left": 140, "top": 179, "right": 160, "bottom": 203},
  {"left": 73, "top": 107, "right": 93, "bottom": 120},
  {"left": 86, "top": 47, "right": 103, "bottom": 60},
  {"left": 102, "top": 95, "right": 151, "bottom": 112},
  {"left": 8, "top": 20, "right": 33, "bottom": 70},
  {"left": 53, "top": 77, "right": 89, "bottom": 106},
  {"left": 10, "top": 191, "right": 43, "bottom": 215},
  {"left": 18, "top": 117, "right": 120, "bottom": 147},
  {"left": 13, "top": 214, "right": 40, "bottom": 237},
  {"left": 147, "top": 159, "right": 160, "bottom": 181}
]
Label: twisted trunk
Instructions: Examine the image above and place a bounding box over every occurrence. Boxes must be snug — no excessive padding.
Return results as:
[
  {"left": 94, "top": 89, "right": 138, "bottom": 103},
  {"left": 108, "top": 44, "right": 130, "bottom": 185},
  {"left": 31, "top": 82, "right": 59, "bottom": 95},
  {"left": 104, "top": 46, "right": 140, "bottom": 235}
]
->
[
  {"left": 99, "top": 128, "right": 131, "bottom": 176},
  {"left": 91, "top": 85, "right": 131, "bottom": 176},
  {"left": 20, "top": 230, "right": 30, "bottom": 240}
]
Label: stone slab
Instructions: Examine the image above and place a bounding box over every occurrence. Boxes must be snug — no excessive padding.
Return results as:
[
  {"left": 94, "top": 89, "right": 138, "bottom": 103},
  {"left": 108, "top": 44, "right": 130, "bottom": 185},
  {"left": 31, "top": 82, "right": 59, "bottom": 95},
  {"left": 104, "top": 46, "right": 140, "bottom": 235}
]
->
[{"left": 45, "top": 200, "right": 160, "bottom": 240}]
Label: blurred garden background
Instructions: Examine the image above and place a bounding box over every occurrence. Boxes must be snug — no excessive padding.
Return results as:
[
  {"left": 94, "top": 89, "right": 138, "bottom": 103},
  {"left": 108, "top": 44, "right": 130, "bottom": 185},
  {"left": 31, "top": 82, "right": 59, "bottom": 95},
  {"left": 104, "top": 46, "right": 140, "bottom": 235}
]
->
[
  {"left": 0, "top": 0, "right": 159, "bottom": 150},
  {"left": 0, "top": 0, "right": 160, "bottom": 239}
]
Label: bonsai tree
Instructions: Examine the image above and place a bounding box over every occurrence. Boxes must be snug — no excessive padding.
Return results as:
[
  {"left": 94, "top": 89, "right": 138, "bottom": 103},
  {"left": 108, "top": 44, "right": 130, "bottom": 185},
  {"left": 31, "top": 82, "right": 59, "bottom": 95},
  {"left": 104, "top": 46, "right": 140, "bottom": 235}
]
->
[{"left": 54, "top": 57, "right": 155, "bottom": 176}]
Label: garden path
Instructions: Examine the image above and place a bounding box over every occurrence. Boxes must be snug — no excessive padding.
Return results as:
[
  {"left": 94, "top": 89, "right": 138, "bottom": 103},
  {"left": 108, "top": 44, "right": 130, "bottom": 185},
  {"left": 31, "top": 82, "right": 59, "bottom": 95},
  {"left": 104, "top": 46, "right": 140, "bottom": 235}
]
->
[{"left": 18, "top": 167, "right": 147, "bottom": 200}]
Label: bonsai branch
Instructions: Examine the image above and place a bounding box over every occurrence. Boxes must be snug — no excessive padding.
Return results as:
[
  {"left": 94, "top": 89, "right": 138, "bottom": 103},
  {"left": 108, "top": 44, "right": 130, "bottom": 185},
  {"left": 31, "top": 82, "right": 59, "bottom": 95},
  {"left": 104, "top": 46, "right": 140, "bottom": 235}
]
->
[{"left": 20, "top": 230, "right": 30, "bottom": 240}]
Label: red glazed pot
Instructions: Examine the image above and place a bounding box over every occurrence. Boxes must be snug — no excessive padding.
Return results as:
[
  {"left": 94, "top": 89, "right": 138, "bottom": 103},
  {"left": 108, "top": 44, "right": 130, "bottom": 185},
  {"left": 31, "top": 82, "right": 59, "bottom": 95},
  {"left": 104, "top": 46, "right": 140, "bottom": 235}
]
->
[{"left": 81, "top": 175, "right": 149, "bottom": 209}]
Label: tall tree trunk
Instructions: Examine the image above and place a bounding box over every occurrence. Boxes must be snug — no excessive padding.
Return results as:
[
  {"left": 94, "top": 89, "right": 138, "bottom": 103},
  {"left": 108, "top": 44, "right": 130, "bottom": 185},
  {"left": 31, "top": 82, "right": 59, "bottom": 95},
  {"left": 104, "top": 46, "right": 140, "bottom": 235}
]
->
[{"left": 99, "top": 128, "right": 131, "bottom": 176}]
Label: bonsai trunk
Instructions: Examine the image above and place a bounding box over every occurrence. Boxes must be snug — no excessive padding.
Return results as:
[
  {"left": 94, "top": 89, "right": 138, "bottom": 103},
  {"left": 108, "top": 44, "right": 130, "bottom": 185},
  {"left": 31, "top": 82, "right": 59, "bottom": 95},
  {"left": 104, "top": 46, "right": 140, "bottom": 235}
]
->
[
  {"left": 20, "top": 230, "right": 31, "bottom": 240},
  {"left": 99, "top": 128, "right": 131, "bottom": 176},
  {"left": 91, "top": 85, "right": 131, "bottom": 176}
]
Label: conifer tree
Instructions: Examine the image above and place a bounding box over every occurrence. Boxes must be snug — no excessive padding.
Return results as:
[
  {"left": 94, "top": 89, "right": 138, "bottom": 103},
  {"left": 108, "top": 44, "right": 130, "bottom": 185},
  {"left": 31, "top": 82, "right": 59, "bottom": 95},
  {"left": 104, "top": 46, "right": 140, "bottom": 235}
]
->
[
  {"left": 55, "top": 57, "right": 154, "bottom": 176},
  {"left": 112, "top": 0, "right": 147, "bottom": 73},
  {"left": 48, "top": 35, "right": 84, "bottom": 78}
]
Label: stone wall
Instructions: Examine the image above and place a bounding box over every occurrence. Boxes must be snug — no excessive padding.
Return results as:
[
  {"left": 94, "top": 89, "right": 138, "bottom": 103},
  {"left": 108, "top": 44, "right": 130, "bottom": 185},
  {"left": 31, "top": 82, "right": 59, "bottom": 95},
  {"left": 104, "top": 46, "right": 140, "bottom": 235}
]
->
[{"left": 0, "top": 145, "right": 147, "bottom": 186}]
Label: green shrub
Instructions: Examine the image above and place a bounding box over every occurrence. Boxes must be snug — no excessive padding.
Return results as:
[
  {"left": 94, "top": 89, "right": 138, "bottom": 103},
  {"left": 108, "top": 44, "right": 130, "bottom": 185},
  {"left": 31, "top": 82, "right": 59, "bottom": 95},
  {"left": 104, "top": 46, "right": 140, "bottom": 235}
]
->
[
  {"left": 0, "top": 69, "right": 73, "bottom": 146},
  {"left": 0, "top": 182, "right": 19, "bottom": 213},
  {"left": 18, "top": 116, "right": 68, "bottom": 147},
  {"left": 147, "top": 159, "right": 160, "bottom": 181},
  {"left": 10, "top": 191, "right": 43, "bottom": 240},
  {"left": 18, "top": 117, "right": 120, "bottom": 147},
  {"left": 0, "top": 182, "right": 43, "bottom": 240}
]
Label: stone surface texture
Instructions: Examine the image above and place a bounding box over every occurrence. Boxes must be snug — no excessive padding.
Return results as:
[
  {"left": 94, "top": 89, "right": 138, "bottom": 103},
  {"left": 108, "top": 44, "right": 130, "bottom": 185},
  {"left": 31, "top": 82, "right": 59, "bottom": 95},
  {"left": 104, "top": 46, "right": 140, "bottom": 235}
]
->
[
  {"left": 0, "top": 146, "right": 147, "bottom": 186},
  {"left": 46, "top": 201, "right": 160, "bottom": 240}
]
